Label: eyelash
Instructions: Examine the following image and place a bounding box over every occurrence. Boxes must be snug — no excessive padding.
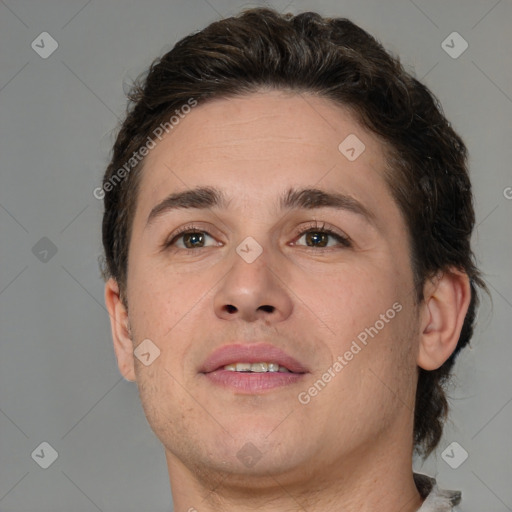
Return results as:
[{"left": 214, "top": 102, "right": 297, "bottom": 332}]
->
[
  {"left": 162, "top": 221, "right": 352, "bottom": 251},
  {"left": 162, "top": 223, "right": 216, "bottom": 251},
  {"left": 292, "top": 221, "right": 352, "bottom": 249}
]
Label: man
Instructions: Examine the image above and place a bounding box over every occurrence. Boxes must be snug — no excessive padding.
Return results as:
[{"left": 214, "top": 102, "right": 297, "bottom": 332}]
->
[{"left": 100, "top": 8, "right": 486, "bottom": 511}]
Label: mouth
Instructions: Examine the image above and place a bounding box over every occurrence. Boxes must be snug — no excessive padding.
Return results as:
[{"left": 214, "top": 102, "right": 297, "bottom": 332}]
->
[
  {"left": 222, "top": 362, "right": 294, "bottom": 373},
  {"left": 200, "top": 343, "right": 308, "bottom": 393}
]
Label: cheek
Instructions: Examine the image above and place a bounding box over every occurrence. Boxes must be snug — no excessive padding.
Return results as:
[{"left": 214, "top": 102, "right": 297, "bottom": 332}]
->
[
  {"left": 300, "top": 264, "right": 397, "bottom": 337},
  {"left": 128, "top": 260, "right": 204, "bottom": 337},
  {"left": 135, "top": 364, "right": 187, "bottom": 444},
  {"left": 312, "top": 264, "right": 416, "bottom": 388}
]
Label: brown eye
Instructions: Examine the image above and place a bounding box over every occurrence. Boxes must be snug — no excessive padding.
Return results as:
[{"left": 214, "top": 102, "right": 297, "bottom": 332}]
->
[
  {"left": 182, "top": 232, "right": 206, "bottom": 249},
  {"left": 295, "top": 228, "right": 351, "bottom": 248},
  {"left": 166, "top": 230, "right": 217, "bottom": 250},
  {"left": 304, "top": 231, "right": 329, "bottom": 247}
]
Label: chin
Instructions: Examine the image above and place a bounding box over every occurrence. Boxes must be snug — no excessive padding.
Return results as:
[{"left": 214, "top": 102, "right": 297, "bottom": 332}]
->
[{"left": 213, "top": 431, "right": 308, "bottom": 474}]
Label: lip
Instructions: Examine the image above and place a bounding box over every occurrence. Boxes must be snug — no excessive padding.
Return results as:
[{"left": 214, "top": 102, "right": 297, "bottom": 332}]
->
[
  {"left": 200, "top": 343, "right": 309, "bottom": 374},
  {"left": 204, "top": 369, "right": 305, "bottom": 393}
]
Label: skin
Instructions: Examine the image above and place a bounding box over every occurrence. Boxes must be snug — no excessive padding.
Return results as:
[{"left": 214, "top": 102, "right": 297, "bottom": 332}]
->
[{"left": 105, "top": 90, "right": 471, "bottom": 512}]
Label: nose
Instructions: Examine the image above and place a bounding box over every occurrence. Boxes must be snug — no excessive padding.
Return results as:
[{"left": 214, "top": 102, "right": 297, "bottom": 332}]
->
[{"left": 213, "top": 247, "right": 293, "bottom": 323}]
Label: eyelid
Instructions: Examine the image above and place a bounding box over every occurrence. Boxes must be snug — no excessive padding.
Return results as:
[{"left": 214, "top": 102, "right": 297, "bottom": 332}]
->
[
  {"left": 161, "top": 222, "right": 221, "bottom": 250},
  {"left": 291, "top": 221, "right": 352, "bottom": 247}
]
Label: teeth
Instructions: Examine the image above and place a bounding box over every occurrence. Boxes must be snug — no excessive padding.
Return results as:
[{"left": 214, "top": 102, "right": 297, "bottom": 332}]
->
[
  {"left": 250, "top": 362, "right": 268, "bottom": 373},
  {"left": 223, "top": 362, "right": 291, "bottom": 373},
  {"left": 235, "top": 362, "right": 252, "bottom": 372}
]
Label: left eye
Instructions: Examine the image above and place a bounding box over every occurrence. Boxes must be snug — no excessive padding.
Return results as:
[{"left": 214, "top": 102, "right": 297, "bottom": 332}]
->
[
  {"left": 171, "top": 231, "right": 217, "bottom": 249},
  {"left": 295, "top": 229, "right": 350, "bottom": 248}
]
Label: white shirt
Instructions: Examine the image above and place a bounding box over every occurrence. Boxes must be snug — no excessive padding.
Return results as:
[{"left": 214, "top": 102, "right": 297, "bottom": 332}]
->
[{"left": 414, "top": 473, "right": 462, "bottom": 511}]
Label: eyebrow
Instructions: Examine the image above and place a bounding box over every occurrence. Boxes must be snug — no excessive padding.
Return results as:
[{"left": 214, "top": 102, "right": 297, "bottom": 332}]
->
[
  {"left": 146, "top": 186, "right": 376, "bottom": 227},
  {"left": 281, "top": 187, "right": 376, "bottom": 224},
  {"left": 146, "top": 186, "right": 228, "bottom": 226}
]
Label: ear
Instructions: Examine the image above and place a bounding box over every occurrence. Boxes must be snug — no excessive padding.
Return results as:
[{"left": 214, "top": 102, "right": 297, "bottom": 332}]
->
[
  {"left": 417, "top": 269, "right": 471, "bottom": 371},
  {"left": 105, "top": 278, "right": 136, "bottom": 381}
]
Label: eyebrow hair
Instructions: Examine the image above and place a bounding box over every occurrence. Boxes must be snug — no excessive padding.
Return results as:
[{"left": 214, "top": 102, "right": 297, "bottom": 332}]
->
[
  {"left": 146, "top": 185, "right": 376, "bottom": 227},
  {"left": 146, "top": 186, "right": 228, "bottom": 226},
  {"left": 280, "top": 187, "right": 376, "bottom": 223}
]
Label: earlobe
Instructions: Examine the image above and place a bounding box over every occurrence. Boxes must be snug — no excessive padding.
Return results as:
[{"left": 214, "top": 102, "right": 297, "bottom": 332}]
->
[
  {"left": 105, "top": 278, "right": 136, "bottom": 381},
  {"left": 417, "top": 269, "right": 471, "bottom": 371}
]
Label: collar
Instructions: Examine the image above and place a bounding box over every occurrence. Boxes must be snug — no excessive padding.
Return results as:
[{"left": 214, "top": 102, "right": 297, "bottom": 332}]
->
[{"left": 414, "top": 473, "right": 462, "bottom": 511}]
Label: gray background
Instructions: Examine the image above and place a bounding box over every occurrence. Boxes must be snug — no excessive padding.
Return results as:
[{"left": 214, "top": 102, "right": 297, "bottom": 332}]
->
[{"left": 0, "top": 0, "right": 511, "bottom": 511}]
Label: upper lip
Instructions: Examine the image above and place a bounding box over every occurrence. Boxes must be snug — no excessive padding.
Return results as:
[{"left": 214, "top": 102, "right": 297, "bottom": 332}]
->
[{"left": 200, "top": 343, "right": 308, "bottom": 374}]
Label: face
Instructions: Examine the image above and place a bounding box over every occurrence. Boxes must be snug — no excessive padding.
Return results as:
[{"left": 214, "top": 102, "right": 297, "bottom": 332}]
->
[{"left": 115, "top": 91, "right": 423, "bottom": 486}]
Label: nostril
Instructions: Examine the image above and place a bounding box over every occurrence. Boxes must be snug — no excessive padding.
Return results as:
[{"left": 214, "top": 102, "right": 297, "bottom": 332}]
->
[
  {"left": 259, "top": 305, "right": 275, "bottom": 313},
  {"left": 225, "top": 304, "right": 237, "bottom": 314}
]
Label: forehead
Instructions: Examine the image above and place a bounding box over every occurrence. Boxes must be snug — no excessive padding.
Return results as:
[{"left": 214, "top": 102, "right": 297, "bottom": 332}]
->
[{"left": 135, "top": 91, "right": 392, "bottom": 220}]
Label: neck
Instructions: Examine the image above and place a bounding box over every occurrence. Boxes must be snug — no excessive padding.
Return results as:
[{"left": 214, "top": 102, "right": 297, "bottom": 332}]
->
[{"left": 166, "top": 437, "right": 424, "bottom": 512}]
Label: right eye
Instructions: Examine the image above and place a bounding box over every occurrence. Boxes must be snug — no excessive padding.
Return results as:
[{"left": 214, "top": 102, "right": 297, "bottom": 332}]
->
[{"left": 163, "top": 225, "right": 222, "bottom": 252}]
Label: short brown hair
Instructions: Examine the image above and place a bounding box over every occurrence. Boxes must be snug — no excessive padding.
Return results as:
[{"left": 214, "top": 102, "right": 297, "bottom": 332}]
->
[{"left": 100, "top": 7, "right": 486, "bottom": 458}]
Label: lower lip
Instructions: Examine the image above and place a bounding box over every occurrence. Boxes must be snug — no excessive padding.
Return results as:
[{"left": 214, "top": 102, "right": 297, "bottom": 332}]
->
[{"left": 203, "top": 369, "right": 305, "bottom": 393}]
